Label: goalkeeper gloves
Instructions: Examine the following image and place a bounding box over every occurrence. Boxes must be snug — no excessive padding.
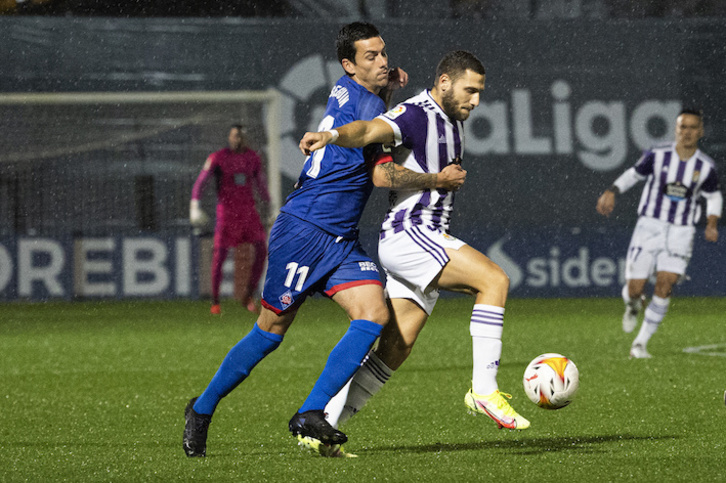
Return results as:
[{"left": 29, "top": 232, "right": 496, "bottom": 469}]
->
[{"left": 189, "top": 199, "right": 210, "bottom": 227}]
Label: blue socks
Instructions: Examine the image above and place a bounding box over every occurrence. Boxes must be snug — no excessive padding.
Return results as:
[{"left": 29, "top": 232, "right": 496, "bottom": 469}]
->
[
  {"left": 193, "top": 323, "right": 283, "bottom": 416},
  {"left": 192, "top": 319, "right": 383, "bottom": 417},
  {"left": 298, "top": 319, "right": 383, "bottom": 413}
]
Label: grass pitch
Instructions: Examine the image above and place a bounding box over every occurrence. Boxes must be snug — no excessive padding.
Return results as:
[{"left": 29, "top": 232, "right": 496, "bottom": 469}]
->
[{"left": 2, "top": 297, "right": 725, "bottom": 482}]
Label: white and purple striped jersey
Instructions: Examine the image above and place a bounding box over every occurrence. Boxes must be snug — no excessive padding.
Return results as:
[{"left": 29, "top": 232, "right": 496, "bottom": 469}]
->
[
  {"left": 377, "top": 90, "right": 464, "bottom": 238},
  {"left": 614, "top": 143, "right": 722, "bottom": 226}
]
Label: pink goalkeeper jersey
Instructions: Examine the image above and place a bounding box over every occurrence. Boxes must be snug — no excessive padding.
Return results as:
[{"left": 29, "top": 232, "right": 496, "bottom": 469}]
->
[{"left": 192, "top": 147, "right": 270, "bottom": 237}]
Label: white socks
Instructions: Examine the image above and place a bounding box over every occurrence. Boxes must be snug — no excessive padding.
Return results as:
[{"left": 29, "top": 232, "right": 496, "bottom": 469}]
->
[
  {"left": 470, "top": 304, "right": 505, "bottom": 396},
  {"left": 324, "top": 350, "right": 392, "bottom": 429},
  {"left": 325, "top": 304, "right": 507, "bottom": 427},
  {"left": 634, "top": 295, "right": 670, "bottom": 347}
]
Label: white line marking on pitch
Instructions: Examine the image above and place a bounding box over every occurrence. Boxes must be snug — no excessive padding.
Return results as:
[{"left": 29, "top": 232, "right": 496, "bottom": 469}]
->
[{"left": 683, "top": 343, "right": 726, "bottom": 357}]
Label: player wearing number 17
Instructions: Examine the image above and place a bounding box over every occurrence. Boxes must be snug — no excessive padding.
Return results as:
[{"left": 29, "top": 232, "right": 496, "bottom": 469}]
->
[
  {"left": 596, "top": 108, "right": 722, "bottom": 358},
  {"left": 183, "top": 22, "right": 466, "bottom": 458}
]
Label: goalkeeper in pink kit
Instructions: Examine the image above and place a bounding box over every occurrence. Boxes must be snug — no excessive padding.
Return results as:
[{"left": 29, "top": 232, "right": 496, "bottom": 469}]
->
[{"left": 190, "top": 124, "right": 270, "bottom": 315}]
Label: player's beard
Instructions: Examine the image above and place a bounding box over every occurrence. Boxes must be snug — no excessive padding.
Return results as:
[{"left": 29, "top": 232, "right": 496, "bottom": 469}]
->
[{"left": 441, "top": 89, "right": 470, "bottom": 121}]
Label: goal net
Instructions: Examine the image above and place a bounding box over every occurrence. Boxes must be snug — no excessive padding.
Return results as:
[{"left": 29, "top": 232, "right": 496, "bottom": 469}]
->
[{"left": 0, "top": 90, "right": 282, "bottom": 238}]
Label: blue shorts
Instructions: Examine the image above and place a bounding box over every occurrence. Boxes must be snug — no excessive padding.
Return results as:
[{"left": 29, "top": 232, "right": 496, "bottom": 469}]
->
[{"left": 261, "top": 213, "right": 382, "bottom": 314}]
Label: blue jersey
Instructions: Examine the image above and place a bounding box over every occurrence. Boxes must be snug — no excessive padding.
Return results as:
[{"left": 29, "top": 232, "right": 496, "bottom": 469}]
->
[{"left": 280, "top": 75, "right": 387, "bottom": 239}]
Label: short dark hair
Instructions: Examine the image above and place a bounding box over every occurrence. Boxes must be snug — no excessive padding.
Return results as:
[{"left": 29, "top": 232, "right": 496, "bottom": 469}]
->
[
  {"left": 679, "top": 107, "right": 703, "bottom": 119},
  {"left": 435, "top": 50, "right": 485, "bottom": 84},
  {"left": 336, "top": 21, "right": 381, "bottom": 65},
  {"left": 230, "top": 124, "right": 245, "bottom": 132}
]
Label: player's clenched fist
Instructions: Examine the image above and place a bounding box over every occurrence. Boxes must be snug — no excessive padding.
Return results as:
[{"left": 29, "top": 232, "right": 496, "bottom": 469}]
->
[{"left": 439, "top": 164, "right": 467, "bottom": 191}]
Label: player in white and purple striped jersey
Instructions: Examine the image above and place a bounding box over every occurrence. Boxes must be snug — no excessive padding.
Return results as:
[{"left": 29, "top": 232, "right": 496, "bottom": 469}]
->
[
  {"left": 304, "top": 51, "right": 531, "bottom": 431},
  {"left": 376, "top": 87, "right": 463, "bottom": 237},
  {"left": 597, "top": 108, "right": 722, "bottom": 358}
]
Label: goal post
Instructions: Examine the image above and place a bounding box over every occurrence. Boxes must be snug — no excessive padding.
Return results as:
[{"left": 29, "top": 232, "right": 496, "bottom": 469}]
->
[{"left": 0, "top": 89, "right": 282, "bottom": 237}]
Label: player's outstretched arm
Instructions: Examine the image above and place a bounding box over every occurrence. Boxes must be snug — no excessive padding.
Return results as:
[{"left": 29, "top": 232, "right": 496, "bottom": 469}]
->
[
  {"left": 372, "top": 162, "right": 466, "bottom": 191},
  {"left": 299, "top": 119, "right": 395, "bottom": 156}
]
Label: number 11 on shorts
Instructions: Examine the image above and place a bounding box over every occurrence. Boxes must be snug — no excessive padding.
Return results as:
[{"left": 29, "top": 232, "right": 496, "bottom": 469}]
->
[{"left": 285, "top": 262, "right": 309, "bottom": 291}]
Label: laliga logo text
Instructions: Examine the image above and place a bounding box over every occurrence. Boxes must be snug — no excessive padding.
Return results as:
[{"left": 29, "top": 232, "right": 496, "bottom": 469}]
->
[{"left": 464, "top": 80, "right": 680, "bottom": 172}]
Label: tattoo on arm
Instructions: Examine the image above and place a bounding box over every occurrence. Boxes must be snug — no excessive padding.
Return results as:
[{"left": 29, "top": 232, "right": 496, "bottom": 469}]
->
[{"left": 380, "top": 162, "right": 436, "bottom": 189}]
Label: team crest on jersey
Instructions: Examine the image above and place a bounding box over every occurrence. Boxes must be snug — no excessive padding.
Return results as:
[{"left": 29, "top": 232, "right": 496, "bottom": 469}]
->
[
  {"left": 692, "top": 170, "right": 700, "bottom": 182},
  {"left": 279, "top": 290, "right": 294, "bottom": 309},
  {"left": 663, "top": 181, "right": 690, "bottom": 201},
  {"left": 384, "top": 105, "right": 406, "bottom": 120}
]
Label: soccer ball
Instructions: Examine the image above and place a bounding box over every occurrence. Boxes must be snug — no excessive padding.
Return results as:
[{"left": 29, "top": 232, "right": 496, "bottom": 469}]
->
[{"left": 522, "top": 353, "right": 579, "bottom": 410}]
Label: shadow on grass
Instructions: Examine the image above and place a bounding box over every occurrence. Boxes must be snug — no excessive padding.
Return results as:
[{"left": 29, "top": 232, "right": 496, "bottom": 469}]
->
[
  {"left": 6, "top": 434, "right": 676, "bottom": 461},
  {"left": 366, "top": 433, "right": 677, "bottom": 456}
]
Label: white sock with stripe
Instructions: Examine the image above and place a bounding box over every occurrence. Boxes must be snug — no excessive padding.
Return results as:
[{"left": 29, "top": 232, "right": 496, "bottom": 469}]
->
[
  {"left": 324, "top": 350, "right": 392, "bottom": 429},
  {"left": 633, "top": 295, "right": 670, "bottom": 347},
  {"left": 470, "top": 304, "right": 505, "bottom": 396}
]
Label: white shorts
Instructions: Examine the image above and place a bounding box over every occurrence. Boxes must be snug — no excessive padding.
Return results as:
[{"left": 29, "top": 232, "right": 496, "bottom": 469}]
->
[
  {"left": 625, "top": 217, "right": 695, "bottom": 280},
  {"left": 378, "top": 225, "right": 467, "bottom": 315}
]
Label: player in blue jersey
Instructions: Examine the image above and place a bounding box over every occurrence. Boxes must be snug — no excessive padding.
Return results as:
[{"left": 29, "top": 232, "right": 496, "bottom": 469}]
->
[
  {"left": 302, "top": 50, "right": 531, "bottom": 437},
  {"left": 183, "top": 22, "right": 466, "bottom": 458},
  {"left": 596, "top": 108, "right": 722, "bottom": 358}
]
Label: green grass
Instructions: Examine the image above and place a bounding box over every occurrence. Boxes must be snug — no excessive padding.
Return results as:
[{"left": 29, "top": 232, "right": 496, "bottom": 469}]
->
[{"left": 2, "top": 297, "right": 725, "bottom": 482}]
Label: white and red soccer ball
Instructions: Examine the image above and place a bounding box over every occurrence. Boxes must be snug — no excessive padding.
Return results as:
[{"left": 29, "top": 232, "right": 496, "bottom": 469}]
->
[{"left": 523, "top": 353, "right": 579, "bottom": 410}]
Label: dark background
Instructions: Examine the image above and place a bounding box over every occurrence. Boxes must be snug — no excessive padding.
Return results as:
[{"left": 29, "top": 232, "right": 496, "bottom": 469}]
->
[
  {"left": 2, "top": 1, "right": 725, "bottom": 298},
  {"left": 2, "top": 15, "right": 724, "bottom": 234}
]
